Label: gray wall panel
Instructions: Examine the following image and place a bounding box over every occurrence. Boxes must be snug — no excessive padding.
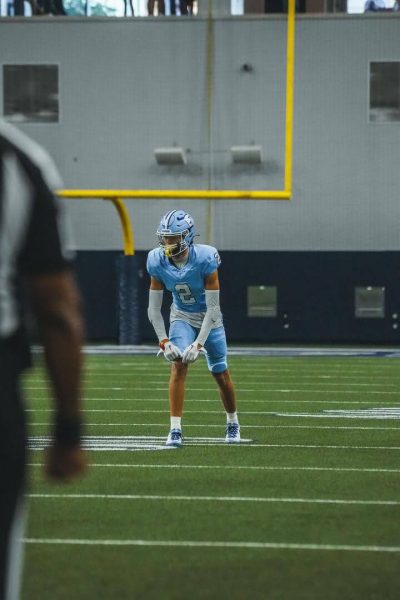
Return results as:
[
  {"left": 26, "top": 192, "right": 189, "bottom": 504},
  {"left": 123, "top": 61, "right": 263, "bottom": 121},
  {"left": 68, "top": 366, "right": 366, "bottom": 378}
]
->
[{"left": 1, "top": 16, "right": 399, "bottom": 251}]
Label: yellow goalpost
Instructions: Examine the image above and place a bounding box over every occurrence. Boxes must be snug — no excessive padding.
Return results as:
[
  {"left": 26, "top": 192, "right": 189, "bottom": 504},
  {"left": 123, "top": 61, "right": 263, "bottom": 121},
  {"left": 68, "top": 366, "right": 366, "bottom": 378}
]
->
[{"left": 58, "top": 0, "right": 296, "bottom": 256}]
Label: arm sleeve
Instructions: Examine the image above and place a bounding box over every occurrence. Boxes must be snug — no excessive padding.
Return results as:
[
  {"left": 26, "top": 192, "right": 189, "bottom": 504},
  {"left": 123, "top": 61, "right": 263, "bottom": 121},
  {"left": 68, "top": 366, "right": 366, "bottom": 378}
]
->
[
  {"left": 147, "top": 289, "right": 168, "bottom": 343},
  {"left": 195, "top": 289, "right": 222, "bottom": 346}
]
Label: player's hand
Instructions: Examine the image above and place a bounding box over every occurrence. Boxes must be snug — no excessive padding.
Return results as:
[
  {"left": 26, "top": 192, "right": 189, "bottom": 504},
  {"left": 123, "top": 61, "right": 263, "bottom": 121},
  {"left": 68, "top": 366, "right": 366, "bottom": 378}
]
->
[
  {"left": 161, "top": 340, "right": 182, "bottom": 362},
  {"left": 45, "top": 444, "right": 87, "bottom": 482},
  {"left": 182, "top": 342, "right": 202, "bottom": 364}
]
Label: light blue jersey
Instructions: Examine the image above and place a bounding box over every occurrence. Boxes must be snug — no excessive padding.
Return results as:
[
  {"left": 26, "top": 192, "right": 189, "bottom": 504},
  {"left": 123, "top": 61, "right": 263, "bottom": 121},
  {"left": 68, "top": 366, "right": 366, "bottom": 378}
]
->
[
  {"left": 147, "top": 244, "right": 220, "bottom": 312},
  {"left": 147, "top": 243, "right": 227, "bottom": 371}
]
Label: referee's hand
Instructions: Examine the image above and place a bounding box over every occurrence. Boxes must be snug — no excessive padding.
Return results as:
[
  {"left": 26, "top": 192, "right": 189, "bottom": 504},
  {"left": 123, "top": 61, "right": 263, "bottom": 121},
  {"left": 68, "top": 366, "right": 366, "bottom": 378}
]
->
[{"left": 45, "top": 445, "right": 87, "bottom": 482}]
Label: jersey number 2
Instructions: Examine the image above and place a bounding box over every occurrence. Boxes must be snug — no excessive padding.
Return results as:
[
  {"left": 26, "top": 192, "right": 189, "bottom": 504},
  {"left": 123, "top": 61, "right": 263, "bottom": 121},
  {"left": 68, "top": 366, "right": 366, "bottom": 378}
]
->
[{"left": 175, "top": 283, "right": 196, "bottom": 304}]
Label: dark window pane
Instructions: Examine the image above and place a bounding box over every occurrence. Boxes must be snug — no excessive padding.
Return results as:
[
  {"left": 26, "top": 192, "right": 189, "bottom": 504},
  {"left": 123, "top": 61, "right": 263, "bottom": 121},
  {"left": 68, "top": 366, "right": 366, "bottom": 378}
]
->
[
  {"left": 369, "top": 62, "right": 400, "bottom": 123},
  {"left": 355, "top": 287, "right": 385, "bottom": 319},
  {"left": 3, "top": 65, "right": 59, "bottom": 123},
  {"left": 247, "top": 285, "right": 277, "bottom": 317}
]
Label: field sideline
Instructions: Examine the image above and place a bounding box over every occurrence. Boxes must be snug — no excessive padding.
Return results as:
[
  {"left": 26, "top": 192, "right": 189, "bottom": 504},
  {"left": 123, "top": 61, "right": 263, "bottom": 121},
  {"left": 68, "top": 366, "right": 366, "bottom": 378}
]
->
[{"left": 22, "top": 353, "right": 400, "bottom": 600}]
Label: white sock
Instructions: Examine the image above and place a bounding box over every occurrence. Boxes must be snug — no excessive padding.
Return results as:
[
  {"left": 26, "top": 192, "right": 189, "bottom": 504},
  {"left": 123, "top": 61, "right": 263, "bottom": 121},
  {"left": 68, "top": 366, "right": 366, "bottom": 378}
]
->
[
  {"left": 226, "top": 412, "right": 239, "bottom": 424},
  {"left": 170, "top": 416, "right": 182, "bottom": 430}
]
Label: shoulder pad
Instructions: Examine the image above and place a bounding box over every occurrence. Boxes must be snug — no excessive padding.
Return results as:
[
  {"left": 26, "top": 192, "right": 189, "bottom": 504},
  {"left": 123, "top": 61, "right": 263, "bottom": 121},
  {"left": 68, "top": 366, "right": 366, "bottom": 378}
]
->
[
  {"left": 146, "top": 248, "right": 163, "bottom": 276},
  {"left": 194, "top": 244, "right": 221, "bottom": 274}
]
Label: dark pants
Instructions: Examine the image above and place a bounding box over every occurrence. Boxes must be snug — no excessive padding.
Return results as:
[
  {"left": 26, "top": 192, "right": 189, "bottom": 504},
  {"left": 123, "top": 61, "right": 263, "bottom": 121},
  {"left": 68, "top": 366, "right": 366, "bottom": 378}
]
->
[{"left": 0, "top": 350, "right": 27, "bottom": 600}]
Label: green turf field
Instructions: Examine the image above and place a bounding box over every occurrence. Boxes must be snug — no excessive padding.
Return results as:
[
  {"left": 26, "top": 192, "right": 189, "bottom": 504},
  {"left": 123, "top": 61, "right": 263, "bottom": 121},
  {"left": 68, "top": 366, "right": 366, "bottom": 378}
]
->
[{"left": 22, "top": 354, "right": 400, "bottom": 599}]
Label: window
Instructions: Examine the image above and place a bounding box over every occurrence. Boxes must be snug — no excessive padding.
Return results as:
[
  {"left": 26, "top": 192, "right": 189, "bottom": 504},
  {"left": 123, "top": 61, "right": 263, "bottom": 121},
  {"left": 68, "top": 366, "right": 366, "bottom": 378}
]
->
[
  {"left": 62, "top": 0, "right": 198, "bottom": 16},
  {"left": 354, "top": 286, "right": 385, "bottom": 319},
  {"left": 247, "top": 286, "right": 277, "bottom": 318},
  {"left": 347, "top": 0, "right": 395, "bottom": 13},
  {"left": 369, "top": 62, "right": 400, "bottom": 123},
  {"left": 3, "top": 65, "right": 59, "bottom": 123}
]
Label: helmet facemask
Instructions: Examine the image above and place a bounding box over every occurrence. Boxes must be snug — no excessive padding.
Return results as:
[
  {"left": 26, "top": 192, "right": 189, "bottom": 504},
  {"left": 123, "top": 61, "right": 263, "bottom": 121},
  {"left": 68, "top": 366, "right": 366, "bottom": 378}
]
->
[{"left": 157, "top": 230, "right": 190, "bottom": 258}]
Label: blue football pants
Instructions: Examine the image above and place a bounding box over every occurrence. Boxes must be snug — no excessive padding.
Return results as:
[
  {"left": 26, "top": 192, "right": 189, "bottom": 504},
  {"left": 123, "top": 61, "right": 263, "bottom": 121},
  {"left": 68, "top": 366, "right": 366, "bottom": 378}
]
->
[{"left": 169, "top": 320, "right": 228, "bottom": 373}]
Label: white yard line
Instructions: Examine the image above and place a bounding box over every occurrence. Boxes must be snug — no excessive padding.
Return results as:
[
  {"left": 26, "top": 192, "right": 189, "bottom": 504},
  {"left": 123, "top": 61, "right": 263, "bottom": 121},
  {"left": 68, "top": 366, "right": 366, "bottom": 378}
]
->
[
  {"left": 84, "top": 362, "right": 398, "bottom": 366},
  {"left": 22, "top": 538, "right": 400, "bottom": 553},
  {"left": 77, "top": 378, "right": 400, "bottom": 386},
  {"left": 26, "top": 401, "right": 400, "bottom": 414},
  {"left": 277, "top": 413, "right": 400, "bottom": 419},
  {"left": 27, "top": 493, "right": 400, "bottom": 506},
  {"left": 24, "top": 408, "right": 400, "bottom": 415},
  {"left": 28, "top": 376, "right": 398, "bottom": 386},
  {"left": 85, "top": 366, "right": 400, "bottom": 373},
  {"left": 28, "top": 423, "right": 400, "bottom": 430},
  {"left": 26, "top": 435, "right": 400, "bottom": 450},
  {"left": 181, "top": 443, "right": 400, "bottom": 449},
  {"left": 27, "top": 463, "right": 400, "bottom": 474},
  {"left": 26, "top": 397, "right": 400, "bottom": 404},
  {"left": 184, "top": 443, "right": 400, "bottom": 450},
  {"left": 24, "top": 400, "right": 400, "bottom": 408},
  {"left": 23, "top": 386, "right": 400, "bottom": 395}
]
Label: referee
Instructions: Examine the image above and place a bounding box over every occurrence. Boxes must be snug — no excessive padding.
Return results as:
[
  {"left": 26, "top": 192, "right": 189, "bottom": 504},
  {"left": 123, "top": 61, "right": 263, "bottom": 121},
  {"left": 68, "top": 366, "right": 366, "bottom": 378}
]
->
[{"left": 0, "top": 121, "right": 86, "bottom": 600}]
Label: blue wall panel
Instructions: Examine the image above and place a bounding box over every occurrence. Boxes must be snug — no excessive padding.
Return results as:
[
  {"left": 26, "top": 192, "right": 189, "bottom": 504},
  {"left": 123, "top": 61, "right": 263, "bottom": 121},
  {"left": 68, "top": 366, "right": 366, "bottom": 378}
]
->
[
  {"left": 74, "top": 251, "right": 119, "bottom": 341},
  {"left": 74, "top": 251, "right": 400, "bottom": 344},
  {"left": 219, "top": 251, "right": 400, "bottom": 344}
]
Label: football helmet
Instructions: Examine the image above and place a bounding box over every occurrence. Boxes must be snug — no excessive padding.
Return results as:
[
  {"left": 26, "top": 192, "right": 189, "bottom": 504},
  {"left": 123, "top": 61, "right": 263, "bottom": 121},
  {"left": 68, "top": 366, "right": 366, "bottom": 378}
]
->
[{"left": 157, "top": 209, "right": 195, "bottom": 258}]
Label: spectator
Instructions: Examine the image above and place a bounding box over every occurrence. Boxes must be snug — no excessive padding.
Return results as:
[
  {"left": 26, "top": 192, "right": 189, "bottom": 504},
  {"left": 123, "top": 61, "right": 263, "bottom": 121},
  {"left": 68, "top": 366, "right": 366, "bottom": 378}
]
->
[
  {"left": 148, "top": 0, "right": 165, "bottom": 14},
  {"left": 170, "top": 0, "right": 194, "bottom": 14},
  {"left": 180, "top": 1, "right": 194, "bottom": 14},
  {"left": 124, "top": 0, "right": 134, "bottom": 15},
  {"left": 364, "top": 0, "right": 386, "bottom": 10},
  {"left": 36, "top": 0, "right": 66, "bottom": 15},
  {"left": 0, "top": 120, "right": 86, "bottom": 600},
  {"left": 145, "top": 1, "right": 196, "bottom": 16},
  {"left": 13, "top": 0, "right": 41, "bottom": 15}
]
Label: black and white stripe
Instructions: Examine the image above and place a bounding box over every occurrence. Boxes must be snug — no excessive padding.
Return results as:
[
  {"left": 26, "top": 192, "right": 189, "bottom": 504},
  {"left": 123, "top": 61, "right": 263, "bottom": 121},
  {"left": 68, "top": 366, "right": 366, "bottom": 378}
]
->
[
  {"left": 0, "top": 121, "right": 66, "bottom": 340},
  {"left": 0, "top": 121, "right": 61, "bottom": 191},
  {"left": 163, "top": 209, "right": 177, "bottom": 230},
  {"left": 0, "top": 151, "right": 34, "bottom": 337}
]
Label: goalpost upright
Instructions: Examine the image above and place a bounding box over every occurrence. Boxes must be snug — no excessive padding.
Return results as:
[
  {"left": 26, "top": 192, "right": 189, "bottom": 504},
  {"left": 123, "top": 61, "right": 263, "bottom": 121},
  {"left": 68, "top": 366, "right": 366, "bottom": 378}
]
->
[{"left": 58, "top": 1, "right": 296, "bottom": 343}]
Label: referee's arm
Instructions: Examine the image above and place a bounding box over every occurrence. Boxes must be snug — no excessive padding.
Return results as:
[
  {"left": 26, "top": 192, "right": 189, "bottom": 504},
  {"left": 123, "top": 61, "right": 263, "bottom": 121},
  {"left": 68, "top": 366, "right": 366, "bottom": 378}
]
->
[{"left": 29, "top": 269, "right": 86, "bottom": 480}]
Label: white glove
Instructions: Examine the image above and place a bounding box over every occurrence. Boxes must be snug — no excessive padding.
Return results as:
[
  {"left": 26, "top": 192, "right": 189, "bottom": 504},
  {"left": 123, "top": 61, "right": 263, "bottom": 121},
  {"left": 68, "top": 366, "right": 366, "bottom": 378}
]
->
[
  {"left": 182, "top": 343, "right": 201, "bottom": 364},
  {"left": 161, "top": 341, "right": 182, "bottom": 362}
]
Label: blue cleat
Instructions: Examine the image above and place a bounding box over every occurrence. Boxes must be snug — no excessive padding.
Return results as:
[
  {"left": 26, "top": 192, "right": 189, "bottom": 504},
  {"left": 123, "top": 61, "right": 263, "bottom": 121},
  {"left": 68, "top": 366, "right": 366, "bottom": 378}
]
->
[
  {"left": 166, "top": 428, "right": 183, "bottom": 448},
  {"left": 225, "top": 423, "right": 241, "bottom": 444}
]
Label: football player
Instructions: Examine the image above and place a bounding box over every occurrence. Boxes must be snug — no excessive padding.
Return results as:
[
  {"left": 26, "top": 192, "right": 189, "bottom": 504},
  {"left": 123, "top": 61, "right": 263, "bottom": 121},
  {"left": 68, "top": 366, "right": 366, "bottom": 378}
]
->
[{"left": 147, "top": 209, "right": 240, "bottom": 447}]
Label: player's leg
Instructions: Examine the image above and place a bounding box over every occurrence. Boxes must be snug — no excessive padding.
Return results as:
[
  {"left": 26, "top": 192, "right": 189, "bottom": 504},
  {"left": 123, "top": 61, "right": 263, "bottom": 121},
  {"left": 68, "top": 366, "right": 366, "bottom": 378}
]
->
[
  {"left": 166, "top": 320, "right": 196, "bottom": 446},
  {"left": 168, "top": 360, "right": 188, "bottom": 418},
  {"left": 213, "top": 369, "right": 237, "bottom": 413},
  {"left": 168, "top": 319, "right": 196, "bottom": 416},
  {"left": 204, "top": 326, "right": 237, "bottom": 411},
  {"left": 204, "top": 327, "right": 241, "bottom": 443}
]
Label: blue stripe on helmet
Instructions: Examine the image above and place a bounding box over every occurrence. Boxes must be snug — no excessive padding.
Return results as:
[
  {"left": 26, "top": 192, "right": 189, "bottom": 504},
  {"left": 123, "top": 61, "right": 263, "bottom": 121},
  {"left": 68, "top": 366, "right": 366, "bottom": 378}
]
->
[{"left": 166, "top": 210, "right": 177, "bottom": 229}]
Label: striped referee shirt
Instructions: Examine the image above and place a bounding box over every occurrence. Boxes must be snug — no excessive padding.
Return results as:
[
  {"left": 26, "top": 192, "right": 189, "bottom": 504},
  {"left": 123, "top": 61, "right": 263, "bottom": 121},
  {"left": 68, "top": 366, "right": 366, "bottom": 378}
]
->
[{"left": 0, "top": 120, "right": 71, "bottom": 343}]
